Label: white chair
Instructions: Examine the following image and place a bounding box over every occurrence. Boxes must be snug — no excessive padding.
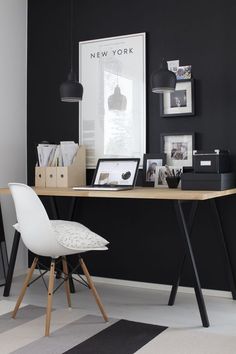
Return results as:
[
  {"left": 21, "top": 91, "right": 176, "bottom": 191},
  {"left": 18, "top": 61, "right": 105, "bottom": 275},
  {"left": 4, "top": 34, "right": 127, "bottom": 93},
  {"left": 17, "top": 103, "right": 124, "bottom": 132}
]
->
[{"left": 9, "top": 183, "right": 109, "bottom": 336}]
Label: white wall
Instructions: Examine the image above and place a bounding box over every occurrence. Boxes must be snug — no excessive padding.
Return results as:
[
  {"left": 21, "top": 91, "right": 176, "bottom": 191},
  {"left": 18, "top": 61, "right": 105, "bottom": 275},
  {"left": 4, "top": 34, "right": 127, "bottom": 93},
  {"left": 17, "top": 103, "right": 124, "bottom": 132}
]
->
[{"left": 0, "top": 0, "right": 28, "bottom": 273}]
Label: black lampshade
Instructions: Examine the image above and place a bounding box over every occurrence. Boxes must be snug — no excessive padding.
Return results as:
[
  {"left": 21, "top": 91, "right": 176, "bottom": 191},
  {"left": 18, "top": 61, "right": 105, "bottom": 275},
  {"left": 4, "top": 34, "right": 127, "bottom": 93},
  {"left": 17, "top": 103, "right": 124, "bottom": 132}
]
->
[
  {"left": 151, "top": 59, "right": 176, "bottom": 93},
  {"left": 60, "top": 71, "right": 83, "bottom": 102}
]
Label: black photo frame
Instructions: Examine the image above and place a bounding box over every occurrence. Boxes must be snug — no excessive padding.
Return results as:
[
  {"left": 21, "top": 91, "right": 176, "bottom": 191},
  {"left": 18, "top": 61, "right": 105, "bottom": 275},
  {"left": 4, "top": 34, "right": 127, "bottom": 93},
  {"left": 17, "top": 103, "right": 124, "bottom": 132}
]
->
[
  {"left": 143, "top": 153, "right": 166, "bottom": 186},
  {"left": 160, "top": 132, "right": 195, "bottom": 168},
  {"left": 160, "top": 79, "right": 195, "bottom": 117}
]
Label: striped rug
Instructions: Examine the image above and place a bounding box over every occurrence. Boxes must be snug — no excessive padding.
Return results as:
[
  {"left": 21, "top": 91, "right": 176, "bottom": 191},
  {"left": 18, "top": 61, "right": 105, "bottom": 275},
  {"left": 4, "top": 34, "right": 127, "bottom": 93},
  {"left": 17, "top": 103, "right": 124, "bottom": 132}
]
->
[
  {"left": 0, "top": 301, "right": 166, "bottom": 354},
  {"left": 1, "top": 301, "right": 236, "bottom": 354}
]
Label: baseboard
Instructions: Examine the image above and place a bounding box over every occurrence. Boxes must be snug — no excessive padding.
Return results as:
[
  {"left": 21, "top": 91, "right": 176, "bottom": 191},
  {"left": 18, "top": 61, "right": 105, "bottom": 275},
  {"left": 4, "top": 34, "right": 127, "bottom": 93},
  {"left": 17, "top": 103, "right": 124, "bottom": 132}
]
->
[
  {"left": 87, "top": 275, "right": 232, "bottom": 299},
  {"left": 13, "top": 271, "right": 232, "bottom": 299}
]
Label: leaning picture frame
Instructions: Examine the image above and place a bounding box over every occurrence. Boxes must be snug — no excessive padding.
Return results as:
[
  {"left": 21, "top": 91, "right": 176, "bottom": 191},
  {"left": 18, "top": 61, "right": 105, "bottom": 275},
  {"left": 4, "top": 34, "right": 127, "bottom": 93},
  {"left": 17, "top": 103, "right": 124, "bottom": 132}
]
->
[
  {"left": 160, "top": 79, "right": 195, "bottom": 117},
  {"left": 143, "top": 153, "right": 166, "bottom": 187},
  {"left": 160, "top": 132, "right": 195, "bottom": 168},
  {"left": 79, "top": 33, "right": 146, "bottom": 168}
]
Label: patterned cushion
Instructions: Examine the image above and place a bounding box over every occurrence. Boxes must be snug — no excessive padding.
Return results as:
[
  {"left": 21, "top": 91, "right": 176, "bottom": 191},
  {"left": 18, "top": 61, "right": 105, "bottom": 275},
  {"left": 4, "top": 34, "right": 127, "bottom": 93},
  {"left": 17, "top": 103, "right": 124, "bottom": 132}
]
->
[
  {"left": 51, "top": 220, "right": 109, "bottom": 250},
  {"left": 13, "top": 220, "right": 109, "bottom": 251}
]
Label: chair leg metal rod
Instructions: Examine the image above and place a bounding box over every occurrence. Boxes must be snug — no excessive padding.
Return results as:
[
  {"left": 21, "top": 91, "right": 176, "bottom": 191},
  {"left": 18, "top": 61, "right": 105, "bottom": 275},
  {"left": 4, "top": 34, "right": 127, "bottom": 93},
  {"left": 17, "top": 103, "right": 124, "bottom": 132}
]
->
[{"left": 66, "top": 256, "right": 75, "bottom": 293}]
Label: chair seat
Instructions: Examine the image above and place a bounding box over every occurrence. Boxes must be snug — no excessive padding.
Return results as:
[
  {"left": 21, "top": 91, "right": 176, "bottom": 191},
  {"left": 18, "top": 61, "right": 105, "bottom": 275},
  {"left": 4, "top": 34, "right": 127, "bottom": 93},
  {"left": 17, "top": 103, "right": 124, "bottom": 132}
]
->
[{"left": 13, "top": 220, "right": 109, "bottom": 252}]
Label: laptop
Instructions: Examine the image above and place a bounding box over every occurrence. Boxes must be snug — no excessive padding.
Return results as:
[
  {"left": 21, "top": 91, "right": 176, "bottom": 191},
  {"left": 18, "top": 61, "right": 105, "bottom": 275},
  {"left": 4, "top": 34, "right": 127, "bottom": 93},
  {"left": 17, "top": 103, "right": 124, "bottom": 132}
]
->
[{"left": 73, "top": 158, "right": 140, "bottom": 191}]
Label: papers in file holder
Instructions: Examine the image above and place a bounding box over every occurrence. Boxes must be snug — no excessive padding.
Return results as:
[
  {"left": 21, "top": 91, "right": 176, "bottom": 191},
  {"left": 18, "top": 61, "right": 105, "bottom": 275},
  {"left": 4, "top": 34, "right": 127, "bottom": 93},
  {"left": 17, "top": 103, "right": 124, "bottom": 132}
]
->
[
  {"left": 37, "top": 141, "right": 78, "bottom": 168},
  {"left": 35, "top": 144, "right": 86, "bottom": 188},
  {"left": 37, "top": 143, "right": 57, "bottom": 167}
]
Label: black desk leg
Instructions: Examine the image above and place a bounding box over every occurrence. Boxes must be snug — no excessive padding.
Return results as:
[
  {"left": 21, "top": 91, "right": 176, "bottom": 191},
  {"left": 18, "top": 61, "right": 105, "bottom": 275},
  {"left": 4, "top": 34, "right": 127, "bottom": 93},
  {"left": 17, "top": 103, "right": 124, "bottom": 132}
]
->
[
  {"left": 3, "top": 231, "right": 20, "bottom": 297},
  {"left": 210, "top": 199, "right": 236, "bottom": 299},
  {"left": 174, "top": 200, "right": 209, "bottom": 327},
  {"left": 50, "top": 197, "right": 60, "bottom": 220},
  {"left": 50, "top": 197, "right": 75, "bottom": 294},
  {"left": 67, "top": 197, "right": 77, "bottom": 293},
  {"left": 168, "top": 201, "right": 198, "bottom": 306},
  {"left": 68, "top": 197, "right": 77, "bottom": 221}
]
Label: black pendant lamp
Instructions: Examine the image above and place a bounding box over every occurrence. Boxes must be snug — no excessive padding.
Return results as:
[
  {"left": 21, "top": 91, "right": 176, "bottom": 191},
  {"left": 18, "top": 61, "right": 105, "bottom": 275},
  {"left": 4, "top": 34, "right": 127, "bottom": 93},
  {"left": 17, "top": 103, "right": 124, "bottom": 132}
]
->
[
  {"left": 60, "top": 0, "right": 83, "bottom": 102},
  {"left": 151, "top": 58, "right": 176, "bottom": 93}
]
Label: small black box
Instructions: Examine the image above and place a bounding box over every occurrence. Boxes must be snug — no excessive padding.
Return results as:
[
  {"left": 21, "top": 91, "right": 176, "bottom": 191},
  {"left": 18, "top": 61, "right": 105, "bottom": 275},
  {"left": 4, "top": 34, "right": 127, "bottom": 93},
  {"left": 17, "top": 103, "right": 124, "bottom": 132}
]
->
[
  {"left": 181, "top": 172, "right": 235, "bottom": 191},
  {"left": 193, "top": 149, "right": 230, "bottom": 173}
]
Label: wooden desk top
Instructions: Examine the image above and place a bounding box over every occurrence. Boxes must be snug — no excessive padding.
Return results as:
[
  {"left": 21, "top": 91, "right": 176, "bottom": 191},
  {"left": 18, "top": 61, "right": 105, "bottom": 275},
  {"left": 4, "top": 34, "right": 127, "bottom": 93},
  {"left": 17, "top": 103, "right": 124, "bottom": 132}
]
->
[{"left": 1, "top": 186, "right": 236, "bottom": 201}]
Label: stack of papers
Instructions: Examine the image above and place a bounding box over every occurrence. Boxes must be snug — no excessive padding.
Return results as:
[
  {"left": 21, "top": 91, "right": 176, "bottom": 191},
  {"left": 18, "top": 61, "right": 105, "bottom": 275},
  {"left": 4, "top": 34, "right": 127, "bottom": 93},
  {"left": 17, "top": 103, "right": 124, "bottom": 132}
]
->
[
  {"left": 36, "top": 141, "right": 78, "bottom": 167},
  {"left": 60, "top": 141, "right": 78, "bottom": 166},
  {"left": 37, "top": 143, "right": 57, "bottom": 167}
]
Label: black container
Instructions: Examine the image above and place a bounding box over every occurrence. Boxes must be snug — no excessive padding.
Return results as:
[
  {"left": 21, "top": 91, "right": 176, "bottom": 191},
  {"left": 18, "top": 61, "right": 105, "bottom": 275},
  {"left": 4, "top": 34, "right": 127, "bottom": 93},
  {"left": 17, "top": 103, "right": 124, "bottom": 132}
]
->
[
  {"left": 166, "top": 176, "right": 180, "bottom": 188},
  {"left": 193, "top": 149, "right": 230, "bottom": 173},
  {"left": 181, "top": 172, "right": 235, "bottom": 191}
]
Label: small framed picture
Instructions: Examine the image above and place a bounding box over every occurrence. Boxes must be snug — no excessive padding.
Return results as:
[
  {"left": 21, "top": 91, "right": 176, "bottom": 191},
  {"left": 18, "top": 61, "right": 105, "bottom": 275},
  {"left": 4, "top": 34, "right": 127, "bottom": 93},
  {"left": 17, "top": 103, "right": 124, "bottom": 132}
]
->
[
  {"left": 143, "top": 153, "right": 166, "bottom": 186},
  {"left": 160, "top": 133, "right": 195, "bottom": 168},
  {"left": 176, "top": 65, "right": 192, "bottom": 80},
  {"left": 160, "top": 79, "right": 195, "bottom": 117},
  {"left": 154, "top": 166, "right": 182, "bottom": 188}
]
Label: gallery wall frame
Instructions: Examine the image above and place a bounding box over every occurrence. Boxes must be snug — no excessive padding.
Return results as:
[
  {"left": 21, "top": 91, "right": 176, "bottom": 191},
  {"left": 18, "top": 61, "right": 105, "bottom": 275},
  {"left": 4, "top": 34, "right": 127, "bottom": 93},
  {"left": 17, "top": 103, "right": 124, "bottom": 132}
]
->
[
  {"left": 160, "top": 132, "right": 195, "bottom": 168},
  {"left": 160, "top": 79, "right": 195, "bottom": 117},
  {"left": 79, "top": 33, "right": 146, "bottom": 168}
]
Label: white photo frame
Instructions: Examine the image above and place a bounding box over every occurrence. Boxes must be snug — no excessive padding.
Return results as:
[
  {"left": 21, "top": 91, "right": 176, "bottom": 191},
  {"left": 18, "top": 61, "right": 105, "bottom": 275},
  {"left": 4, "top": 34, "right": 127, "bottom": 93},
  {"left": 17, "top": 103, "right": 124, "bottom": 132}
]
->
[
  {"left": 160, "top": 132, "right": 195, "bottom": 168},
  {"left": 154, "top": 166, "right": 182, "bottom": 188},
  {"left": 160, "top": 79, "right": 195, "bottom": 117},
  {"left": 79, "top": 33, "right": 146, "bottom": 168}
]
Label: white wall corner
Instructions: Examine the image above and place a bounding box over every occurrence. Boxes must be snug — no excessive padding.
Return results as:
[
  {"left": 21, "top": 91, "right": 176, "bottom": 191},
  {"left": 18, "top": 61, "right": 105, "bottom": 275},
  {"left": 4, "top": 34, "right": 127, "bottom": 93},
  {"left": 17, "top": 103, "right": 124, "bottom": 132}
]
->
[{"left": 0, "top": 0, "right": 28, "bottom": 271}]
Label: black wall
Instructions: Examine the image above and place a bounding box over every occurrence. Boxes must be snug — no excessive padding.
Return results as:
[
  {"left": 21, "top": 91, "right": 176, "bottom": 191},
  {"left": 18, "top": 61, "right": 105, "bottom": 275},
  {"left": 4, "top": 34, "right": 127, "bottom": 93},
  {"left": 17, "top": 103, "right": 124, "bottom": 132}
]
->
[{"left": 28, "top": 0, "right": 236, "bottom": 290}]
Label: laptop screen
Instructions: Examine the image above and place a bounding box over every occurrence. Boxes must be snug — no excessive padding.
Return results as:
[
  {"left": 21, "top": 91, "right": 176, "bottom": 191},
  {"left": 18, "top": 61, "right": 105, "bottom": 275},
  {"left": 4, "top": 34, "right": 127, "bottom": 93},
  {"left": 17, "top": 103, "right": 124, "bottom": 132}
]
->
[{"left": 92, "top": 158, "right": 140, "bottom": 187}]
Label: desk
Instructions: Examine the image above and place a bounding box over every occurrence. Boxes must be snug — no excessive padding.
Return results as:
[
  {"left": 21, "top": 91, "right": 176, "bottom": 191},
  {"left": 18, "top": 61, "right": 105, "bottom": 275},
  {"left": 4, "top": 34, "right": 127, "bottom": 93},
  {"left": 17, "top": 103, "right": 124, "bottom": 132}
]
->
[{"left": 1, "top": 186, "right": 236, "bottom": 328}]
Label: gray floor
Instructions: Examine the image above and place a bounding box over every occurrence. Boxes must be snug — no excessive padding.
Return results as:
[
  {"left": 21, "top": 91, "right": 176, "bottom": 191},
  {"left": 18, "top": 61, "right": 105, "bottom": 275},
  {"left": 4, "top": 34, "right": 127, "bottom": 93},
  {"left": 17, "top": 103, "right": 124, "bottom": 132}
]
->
[{"left": 1, "top": 273, "right": 236, "bottom": 335}]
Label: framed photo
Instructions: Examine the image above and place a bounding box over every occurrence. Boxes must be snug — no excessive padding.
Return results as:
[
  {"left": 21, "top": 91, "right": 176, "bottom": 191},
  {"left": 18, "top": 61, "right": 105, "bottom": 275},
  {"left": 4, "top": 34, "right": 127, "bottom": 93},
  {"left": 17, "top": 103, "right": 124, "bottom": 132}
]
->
[
  {"left": 160, "top": 79, "right": 195, "bottom": 117},
  {"left": 160, "top": 133, "right": 195, "bottom": 168},
  {"left": 79, "top": 33, "right": 146, "bottom": 168},
  {"left": 143, "top": 153, "right": 166, "bottom": 186},
  {"left": 154, "top": 166, "right": 182, "bottom": 188},
  {"left": 176, "top": 65, "right": 192, "bottom": 80}
]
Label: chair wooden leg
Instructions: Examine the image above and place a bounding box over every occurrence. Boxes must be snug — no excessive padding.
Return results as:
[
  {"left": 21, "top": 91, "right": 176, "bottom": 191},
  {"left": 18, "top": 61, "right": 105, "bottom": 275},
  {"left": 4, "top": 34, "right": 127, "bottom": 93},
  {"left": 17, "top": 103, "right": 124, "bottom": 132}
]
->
[
  {"left": 79, "top": 257, "right": 108, "bottom": 322},
  {"left": 12, "top": 257, "right": 38, "bottom": 319},
  {"left": 45, "top": 259, "right": 55, "bottom": 336},
  {"left": 62, "top": 257, "right": 71, "bottom": 308}
]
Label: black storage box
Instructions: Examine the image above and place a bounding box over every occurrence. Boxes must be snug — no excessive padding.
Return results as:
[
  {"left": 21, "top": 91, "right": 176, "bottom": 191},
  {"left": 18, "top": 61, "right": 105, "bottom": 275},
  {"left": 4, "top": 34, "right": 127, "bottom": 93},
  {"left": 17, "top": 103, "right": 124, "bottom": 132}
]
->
[
  {"left": 181, "top": 172, "right": 235, "bottom": 191},
  {"left": 193, "top": 149, "right": 230, "bottom": 173}
]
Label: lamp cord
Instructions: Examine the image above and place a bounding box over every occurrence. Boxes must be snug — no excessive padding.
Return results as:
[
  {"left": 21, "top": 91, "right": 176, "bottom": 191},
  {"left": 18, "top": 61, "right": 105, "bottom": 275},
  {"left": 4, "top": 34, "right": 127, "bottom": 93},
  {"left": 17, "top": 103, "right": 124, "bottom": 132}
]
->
[{"left": 70, "top": 0, "right": 74, "bottom": 73}]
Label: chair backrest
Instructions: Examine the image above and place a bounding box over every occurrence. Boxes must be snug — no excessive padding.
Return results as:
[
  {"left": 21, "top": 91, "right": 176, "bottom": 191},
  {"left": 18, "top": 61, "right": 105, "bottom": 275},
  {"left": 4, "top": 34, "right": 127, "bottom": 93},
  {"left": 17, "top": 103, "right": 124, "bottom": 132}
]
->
[{"left": 8, "top": 183, "right": 58, "bottom": 255}]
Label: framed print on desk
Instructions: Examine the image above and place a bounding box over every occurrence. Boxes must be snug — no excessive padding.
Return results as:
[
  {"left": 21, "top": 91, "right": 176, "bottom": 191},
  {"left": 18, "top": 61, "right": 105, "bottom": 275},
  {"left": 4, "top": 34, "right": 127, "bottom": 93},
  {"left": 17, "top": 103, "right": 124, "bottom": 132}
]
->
[
  {"left": 160, "top": 132, "right": 195, "bottom": 168},
  {"left": 143, "top": 153, "right": 166, "bottom": 187},
  {"left": 79, "top": 33, "right": 146, "bottom": 168},
  {"left": 160, "top": 79, "right": 195, "bottom": 117}
]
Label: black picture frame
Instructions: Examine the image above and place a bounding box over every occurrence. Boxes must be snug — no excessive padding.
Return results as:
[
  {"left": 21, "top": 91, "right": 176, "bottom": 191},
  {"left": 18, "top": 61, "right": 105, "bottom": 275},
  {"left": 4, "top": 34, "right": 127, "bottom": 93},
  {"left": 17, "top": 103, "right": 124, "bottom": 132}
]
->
[
  {"left": 160, "top": 79, "right": 195, "bottom": 117},
  {"left": 160, "top": 132, "right": 195, "bottom": 168},
  {"left": 143, "top": 153, "right": 166, "bottom": 186}
]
